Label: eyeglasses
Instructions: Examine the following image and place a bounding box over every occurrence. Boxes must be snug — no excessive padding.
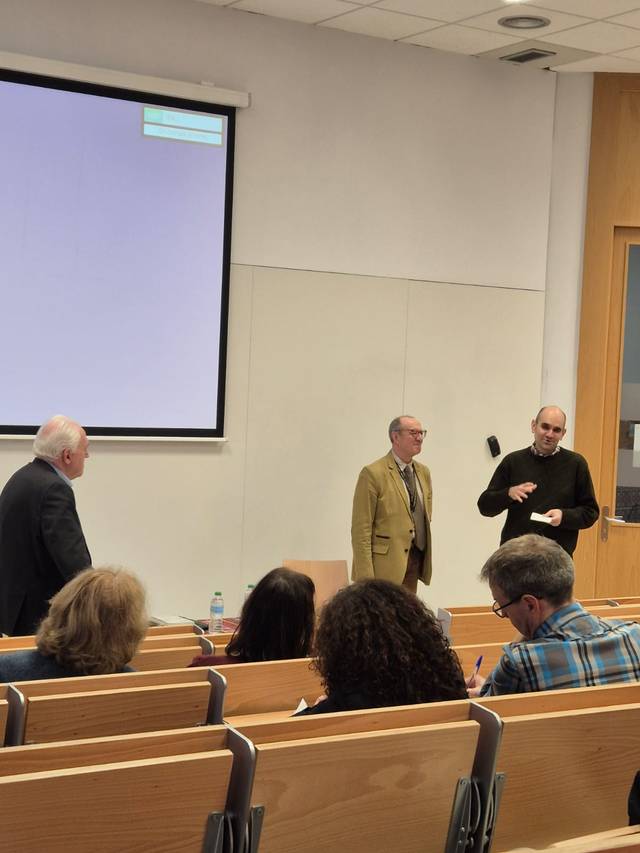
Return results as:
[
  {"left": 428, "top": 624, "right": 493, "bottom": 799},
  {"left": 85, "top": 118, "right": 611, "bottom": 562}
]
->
[
  {"left": 492, "top": 594, "right": 525, "bottom": 618},
  {"left": 396, "top": 429, "right": 427, "bottom": 438}
]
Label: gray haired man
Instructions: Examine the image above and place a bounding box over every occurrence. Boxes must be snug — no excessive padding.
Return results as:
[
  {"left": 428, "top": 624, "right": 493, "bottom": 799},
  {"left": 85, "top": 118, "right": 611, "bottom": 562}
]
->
[{"left": 0, "top": 415, "right": 91, "bottom": 635}]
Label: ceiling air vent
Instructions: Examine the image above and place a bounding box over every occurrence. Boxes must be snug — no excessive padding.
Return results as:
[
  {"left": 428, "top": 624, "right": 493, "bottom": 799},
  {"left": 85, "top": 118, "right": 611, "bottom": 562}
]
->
[{"left": 500, "top": 48, "right": 557, "bottom": 64}]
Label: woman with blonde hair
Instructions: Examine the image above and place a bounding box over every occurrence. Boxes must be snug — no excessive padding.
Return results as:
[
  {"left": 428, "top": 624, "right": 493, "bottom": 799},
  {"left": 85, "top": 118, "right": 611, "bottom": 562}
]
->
[{"left": 0, "top": 567, "right": 147, "bottom": 681}]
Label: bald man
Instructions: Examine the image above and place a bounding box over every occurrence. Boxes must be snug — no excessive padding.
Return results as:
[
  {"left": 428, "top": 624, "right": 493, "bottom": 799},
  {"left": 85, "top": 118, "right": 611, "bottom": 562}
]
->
[
  {"left": 477, "top": 406, "right": 599, "bottom": 556},
  {"left": 0, "top": 415, "right": 91, "bottom": 635}
]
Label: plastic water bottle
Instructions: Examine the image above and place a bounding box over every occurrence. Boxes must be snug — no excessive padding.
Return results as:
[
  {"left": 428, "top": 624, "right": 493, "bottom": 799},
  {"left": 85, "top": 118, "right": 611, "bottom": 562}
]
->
[
  {"left": 209, "top": 592, "right": 224, "bottom": 633},
  {"left": 244, "top": 584, "right": 255, "bottom": 603}
]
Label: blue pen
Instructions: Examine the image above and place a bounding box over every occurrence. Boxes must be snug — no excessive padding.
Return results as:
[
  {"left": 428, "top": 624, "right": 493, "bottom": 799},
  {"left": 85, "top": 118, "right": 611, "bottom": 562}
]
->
[{"left": 466, "top": 654, "right": 483, "bottom": 688}]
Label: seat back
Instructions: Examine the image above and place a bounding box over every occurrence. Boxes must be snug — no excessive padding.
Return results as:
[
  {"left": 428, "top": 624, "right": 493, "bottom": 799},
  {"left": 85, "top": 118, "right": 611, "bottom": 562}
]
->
[
  {"left": 138, "top": 634, "right": 205, "bottom": 650},
  {"left": 146, "top": 623, "right": 203, "bottom": 636},
  {"left": 0, "top": 636, "right": 36, "bottom": 652},
  {"left": 250, "top": 721, "right": 480, "bottom": 853},
  {"left": 218, "top": 658, "right": 323, "bottom": 722},
  {"left": 0, "top": 725, "right": 228, "bottom": 776},
  {"left": 453, "top": 642, "right": 505, "bottom": 676},
  {"left": 0, "top": 748, "right": 233, "bottom": 852},
  {"left": 448, "top": 612, "right": 521, "bottom": 645},
  {"left": 130, "top": 644, "right": 205, "bottom": 670},
  {"left": 282, "top": 559, "right": 348, "bottom": 609},
  {"left": 5, "top": 669, "right": 217, "bottom": 745},
  {"left": 483, "top": 700, "right": 640, "bottom": 850},
  {"left": 234, "top": 699, "right": 472, "bottom": 743}
]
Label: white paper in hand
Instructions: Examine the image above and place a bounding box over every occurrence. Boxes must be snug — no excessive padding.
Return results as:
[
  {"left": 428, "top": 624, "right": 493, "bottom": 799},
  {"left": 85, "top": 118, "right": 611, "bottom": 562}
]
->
[
  {"left": 294, "top": 697, "right": 309, "bottom": 713},
  {"left": 530, "top": 511, "right": 552, "bottom": 525}
]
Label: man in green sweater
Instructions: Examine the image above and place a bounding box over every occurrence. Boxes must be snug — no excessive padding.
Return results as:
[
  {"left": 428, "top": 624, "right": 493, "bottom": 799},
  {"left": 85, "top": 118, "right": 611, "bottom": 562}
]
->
[{"left": 477, "top": 406, "right": 599, "bottom": 556}]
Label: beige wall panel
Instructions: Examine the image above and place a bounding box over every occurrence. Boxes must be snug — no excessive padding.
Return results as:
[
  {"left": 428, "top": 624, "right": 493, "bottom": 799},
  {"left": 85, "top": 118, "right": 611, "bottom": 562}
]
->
[
  {"left": 240, "top": 266, "right": 406, "bottom": 585},
  {"left": 404, "top": 281, "right": 545, "bottom": 605}
]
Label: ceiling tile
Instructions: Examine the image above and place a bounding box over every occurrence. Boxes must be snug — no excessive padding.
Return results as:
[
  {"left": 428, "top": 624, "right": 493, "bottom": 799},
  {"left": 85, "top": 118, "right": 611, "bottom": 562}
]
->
[
  {"left": 614, "top": 42, "right": 640, "bottom": 58},
  {"left": 373, "top": 0, "right": 505, "bottom": 24},
  {"left": 403, "top": 23, "right": 524, "bottom": 53},
  {"left": 544, "top": 20, "right": 640, "bottom": 51},
  {"left": 551, "top": 52, "right": 640, "bottom": 70},
  {"left": 463, "top": 3, "right": 591, "bottom": 36},
  {"left": 231, "top": 0, "right": 357, "bottom": 22},
  {"left": 534, "top": 0, "right": 640, "bottom": 18},
  {"left": 608, "top": 9, "right": 640, "bottom": 28},
  {"left": 321, "top": 6, "right": 442, "bottom": 38}
]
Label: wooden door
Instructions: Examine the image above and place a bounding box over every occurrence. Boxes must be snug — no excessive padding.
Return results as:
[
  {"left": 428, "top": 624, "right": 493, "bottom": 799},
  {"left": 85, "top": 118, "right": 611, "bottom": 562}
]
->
[
  {"left": 590, "top": 229, "right": 640, "bottom": 595},
  {"left": 575, "top": 75, "right": 640, "bottom": 598}
]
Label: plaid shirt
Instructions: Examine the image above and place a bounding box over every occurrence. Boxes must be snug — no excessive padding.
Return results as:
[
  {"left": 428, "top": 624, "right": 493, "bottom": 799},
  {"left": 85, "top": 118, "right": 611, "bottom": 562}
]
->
[{"left": 479, "top": 602, "right": 640, "bottom": 696}]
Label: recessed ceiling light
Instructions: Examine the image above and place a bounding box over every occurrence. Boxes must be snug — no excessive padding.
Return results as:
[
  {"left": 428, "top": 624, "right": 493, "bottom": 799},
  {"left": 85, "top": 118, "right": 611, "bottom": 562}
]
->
[{"left": 498, "top": 15, "right": 551, "bottom": 29}]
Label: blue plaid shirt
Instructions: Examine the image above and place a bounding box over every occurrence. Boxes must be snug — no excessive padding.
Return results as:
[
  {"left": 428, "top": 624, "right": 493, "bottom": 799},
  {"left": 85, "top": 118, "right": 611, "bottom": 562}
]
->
[{"left": 479, "top": 601, "right": 640, "bottom": 696}]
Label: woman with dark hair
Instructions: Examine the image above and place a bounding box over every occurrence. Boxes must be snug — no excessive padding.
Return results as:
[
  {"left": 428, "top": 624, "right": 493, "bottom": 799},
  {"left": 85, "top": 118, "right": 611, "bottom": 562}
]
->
[
  {"left": 296, "top": 579, "right": 466, "bottom": 714},
  {"left": 189, "top": 567, "right": 315, "bottom": 666}
]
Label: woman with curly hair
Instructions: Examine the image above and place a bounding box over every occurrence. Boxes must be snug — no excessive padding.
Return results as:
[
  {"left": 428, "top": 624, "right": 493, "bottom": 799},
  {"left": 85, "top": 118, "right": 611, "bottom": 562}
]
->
[
  {"left": 189, "top": 567, "right": 315, "bottom": 666},
  {"left": 297, "top": 579, "right": 466, "bottom": 714}
]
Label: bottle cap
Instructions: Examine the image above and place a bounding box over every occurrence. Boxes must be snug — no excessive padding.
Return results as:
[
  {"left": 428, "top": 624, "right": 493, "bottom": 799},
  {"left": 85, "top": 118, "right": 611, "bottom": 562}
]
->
[{"left": 214, "top": 591, "right": 222, "bottom": 596}]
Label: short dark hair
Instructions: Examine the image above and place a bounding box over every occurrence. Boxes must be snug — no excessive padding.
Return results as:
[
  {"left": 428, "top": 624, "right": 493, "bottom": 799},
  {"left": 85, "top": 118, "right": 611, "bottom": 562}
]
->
[
  {"left": 313, "top": 580, "right": 466, "bottom": 707},
  {"left": 226, "top": 567, "right": 315, "bottom": 662},
  {"left": 480, "top": 534, "right": 574, "bottom": 606}
]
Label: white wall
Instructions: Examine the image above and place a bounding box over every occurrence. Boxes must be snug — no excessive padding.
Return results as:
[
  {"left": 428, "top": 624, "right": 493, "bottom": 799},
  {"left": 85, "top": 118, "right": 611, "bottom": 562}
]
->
[
  {"left": 542, "top": 72, "right": 594, "bottom": 448},
  {"left": 0, "top": 0, "right": 591, "bottom": 615}
]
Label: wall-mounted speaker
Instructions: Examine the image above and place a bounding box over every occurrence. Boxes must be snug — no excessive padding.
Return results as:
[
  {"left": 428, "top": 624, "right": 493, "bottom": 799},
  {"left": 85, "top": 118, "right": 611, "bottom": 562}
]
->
[{"left": 487, "top": 435, "right": 501, "bottom": 458}]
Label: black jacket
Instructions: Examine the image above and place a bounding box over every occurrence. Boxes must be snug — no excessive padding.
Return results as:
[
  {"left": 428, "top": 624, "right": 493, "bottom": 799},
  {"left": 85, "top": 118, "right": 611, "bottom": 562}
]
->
[{"left": 0, "top": 458, "right": 91, "bottom": 634}]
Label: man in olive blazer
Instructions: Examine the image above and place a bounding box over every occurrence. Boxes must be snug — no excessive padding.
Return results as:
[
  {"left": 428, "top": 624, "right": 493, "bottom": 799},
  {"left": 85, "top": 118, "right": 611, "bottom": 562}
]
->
[{"left": 351, "top": 415, "right": 432, "bottom": 591}]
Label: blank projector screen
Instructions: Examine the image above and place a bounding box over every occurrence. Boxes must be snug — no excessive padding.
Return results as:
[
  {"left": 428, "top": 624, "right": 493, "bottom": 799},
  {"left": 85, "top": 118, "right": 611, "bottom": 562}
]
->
[{"left": 0, "top": 67, "right": 235, "bottom": 439}]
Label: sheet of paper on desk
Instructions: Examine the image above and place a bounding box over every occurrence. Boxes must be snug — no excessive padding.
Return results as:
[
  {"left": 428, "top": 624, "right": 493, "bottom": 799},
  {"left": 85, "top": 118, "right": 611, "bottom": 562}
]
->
[
  {"left": 295, "top": 697, "right": 309, "bottom": 713},
  {"left": 530, "top": 512, "right": 552, "bottom": 524}
]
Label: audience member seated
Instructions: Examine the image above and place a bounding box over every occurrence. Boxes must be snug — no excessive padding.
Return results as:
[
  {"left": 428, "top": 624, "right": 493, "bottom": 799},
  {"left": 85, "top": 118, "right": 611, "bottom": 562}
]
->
[
  {"left": 0, "top": 567, "right": 147, "bottom": 681},
  {"left": 469, "top": 534, "right": 640, "bottom": 696},
  {"left": 296, "top": 579, "right": 467, "bottom": 715},
  {"left": 189, "top": 567, "right": 315, "bottom": 666}
]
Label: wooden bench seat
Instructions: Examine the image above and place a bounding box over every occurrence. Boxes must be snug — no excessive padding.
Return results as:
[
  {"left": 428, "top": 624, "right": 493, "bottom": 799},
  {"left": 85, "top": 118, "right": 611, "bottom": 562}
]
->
[
  {"left": 249, "top": 722, "right": 481, "bottom": 853},
  {"left": 447, "top": 607, "right": 640, "bottom": 646},
  {"left": 453, "top": 641, "right": 506, "bottom": 676},
  {"left": 231, "top": 699, "right": 502, "bottom": 852},
  {"left": 0, "top": 724, "right": 228, "bottom": 776},
  {"left": 500, "top": 827, "right": 640, "bottom": 853},
  {"left": 4, "top": 667, "right": 219, "bottom": 745},
  {"left": 129, "top": 644, "right": 205, "bottom": 670},
  {"left": 213, "top": 658, "right": 324, "bottom": 724},
  {"left": 0, "top": 741, "right": 234, "bottom": 852},
  {"left": 476, "top": 687, "right": 640, "bottom": 851},
  {"left": 146, "top": 622, "right": 203, "bottom": 636},
  {"left": 444, "top": 599, "right": 623, "bottom": 616}
]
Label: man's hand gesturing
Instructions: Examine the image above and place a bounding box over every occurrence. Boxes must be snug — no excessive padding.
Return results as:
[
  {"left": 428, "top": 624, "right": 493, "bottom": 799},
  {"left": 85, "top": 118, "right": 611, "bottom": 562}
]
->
[{"left": 508, "top": 482, "right": 537, "bottom": 503}]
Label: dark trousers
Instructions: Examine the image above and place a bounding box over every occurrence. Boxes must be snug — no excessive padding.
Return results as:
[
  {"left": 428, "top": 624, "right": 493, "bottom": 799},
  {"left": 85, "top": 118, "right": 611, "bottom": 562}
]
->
[{"left": 402, "top": 545, "right": 424, "bottom": 594}]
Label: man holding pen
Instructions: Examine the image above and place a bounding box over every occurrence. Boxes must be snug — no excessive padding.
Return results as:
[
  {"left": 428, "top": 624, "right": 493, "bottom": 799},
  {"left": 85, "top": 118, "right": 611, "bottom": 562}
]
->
[{"left": 467, "top": 535, "right": 640, "bottom": 696}]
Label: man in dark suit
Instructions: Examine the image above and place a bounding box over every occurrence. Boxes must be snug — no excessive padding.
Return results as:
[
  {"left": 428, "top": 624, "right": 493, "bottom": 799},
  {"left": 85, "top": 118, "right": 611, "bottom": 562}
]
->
[{"left": 0, "top": 415, "right": 91, "bottom": 635}]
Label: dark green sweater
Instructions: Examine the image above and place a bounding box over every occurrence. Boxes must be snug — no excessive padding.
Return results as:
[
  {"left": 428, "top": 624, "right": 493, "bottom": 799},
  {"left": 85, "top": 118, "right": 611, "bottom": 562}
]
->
[{"left": 477, "top": 447, "right": 599, "bottom": 555}]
